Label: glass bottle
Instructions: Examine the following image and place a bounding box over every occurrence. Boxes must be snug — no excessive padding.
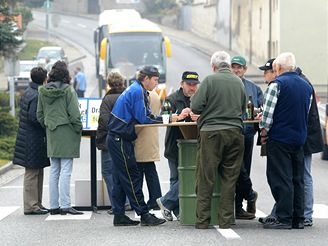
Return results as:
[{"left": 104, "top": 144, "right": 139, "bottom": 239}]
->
[
  {"left": 161, "top": 100, "right": 172, "bottom": 116},
  {"left": 247, "top": 96, "right": 254, "bottom": 120}
]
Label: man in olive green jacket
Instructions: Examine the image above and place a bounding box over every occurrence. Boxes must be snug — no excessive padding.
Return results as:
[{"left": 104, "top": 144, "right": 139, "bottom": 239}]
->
[
  {"left": 191, "top": 51, "right": 246, "bottom": 229},
  {"left": 37, "top": 61, "right": 82, "bottom": 215}
]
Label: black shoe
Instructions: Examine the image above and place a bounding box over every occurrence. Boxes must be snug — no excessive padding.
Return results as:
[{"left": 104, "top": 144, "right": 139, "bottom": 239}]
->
[
  {"left": 50, "top": 208, "right": 60, "bottom": 215},
  {"left": 247, "top": 191, "right": 258, "bottom": 214},
  {"left": 39, "top": 205, "right": 49, "bottom": 212},
  {"left": 236, "top": 208, "right": 255, "bottom": 220},
  {"left": 292, "top": 222, "right": 304, "bottom": 229},
  {"left": 263, "top": 220, "right": 292, "bottom": 229},
  {"left": 259, "top": 215, "right": 277, "bottom": 224},
  {"left": 24, "top": 208, "right": 49, "bottom": 215},
  {"left": 140, "top": 213, "right": 166, "bottom": 226},
  {"left": 113, "top": 214, "right": 140, "bottom": 226},
  {"left": 107, "top": 208, "right": 113, "bottom": 215},
  {"left": 60, "top": 207, "right": 84, "bottom": 215},
  {"left": 195, "top": 223, "right": 209, "bottom": 229}
]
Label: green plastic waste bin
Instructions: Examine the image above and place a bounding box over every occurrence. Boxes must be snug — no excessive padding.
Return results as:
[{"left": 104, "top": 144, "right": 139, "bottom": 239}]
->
[{"left": 178, "top": 139, "right": 220, "bottom": 225}]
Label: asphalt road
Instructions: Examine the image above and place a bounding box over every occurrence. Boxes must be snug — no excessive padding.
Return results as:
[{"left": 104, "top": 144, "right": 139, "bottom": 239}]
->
[{"left": 1, "top": 12, "right": 328, "bottom": 246}]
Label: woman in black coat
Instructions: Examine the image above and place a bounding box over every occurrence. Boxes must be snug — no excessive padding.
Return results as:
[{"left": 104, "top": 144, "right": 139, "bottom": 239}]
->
[{"left": 13, "top": 67, "right": 50, "bottom": 215}]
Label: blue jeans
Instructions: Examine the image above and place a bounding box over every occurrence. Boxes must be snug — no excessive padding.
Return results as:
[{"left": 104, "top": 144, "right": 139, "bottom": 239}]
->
[
  {"left": 304, "top": 154, "right": 313, "bottom": 220},
  {"left": 137, "top": 162, "right": 162, "bottom": 209},
  {"left": 49, "top": 158, "right": 73, "bottom": 209},
  {"left": 101, "top": 150, "right": 129, "bottom": 209},
  {"left": 101, "top": 150, "right": 115, "bottom": 207},
  {"left": 161, "top": 159, "right": 179, "bottom": 216}
]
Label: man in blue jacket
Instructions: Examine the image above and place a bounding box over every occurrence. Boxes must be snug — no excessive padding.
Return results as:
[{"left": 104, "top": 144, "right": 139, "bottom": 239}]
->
[{"left": 107, "top": 66, "right": 166, "bottom": 226}]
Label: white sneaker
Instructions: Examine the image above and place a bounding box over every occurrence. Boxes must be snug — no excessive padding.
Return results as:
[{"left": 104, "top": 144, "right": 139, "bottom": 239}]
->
[{"left": 156, "top": 198, "right": 173, "bottom": 221}]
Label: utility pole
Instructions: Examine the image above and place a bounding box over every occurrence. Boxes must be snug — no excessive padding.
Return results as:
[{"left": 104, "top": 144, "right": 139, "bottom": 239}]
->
[{"left": 46, "top": 0, "right": 50, "bottom": 41}]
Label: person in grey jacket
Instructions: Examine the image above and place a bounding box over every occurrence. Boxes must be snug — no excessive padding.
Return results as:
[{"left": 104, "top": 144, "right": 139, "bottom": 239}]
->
[
  {"left": 13, "top": 66, "right": 50, "bottom": 215},
  {"left": 37, "top": 61, "right": 83, "bottom": 215}
]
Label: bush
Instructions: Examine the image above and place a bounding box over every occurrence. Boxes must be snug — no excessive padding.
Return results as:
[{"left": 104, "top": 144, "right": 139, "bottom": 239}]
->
[
  {"left": 0, "top": 91, "right": 21, "bottom": 113},
  {"left": 0, "top": 136, "right": 16, "bottom": 160},
  {"left": 0, "top": 112, "right": 18, "bottom": 136}
]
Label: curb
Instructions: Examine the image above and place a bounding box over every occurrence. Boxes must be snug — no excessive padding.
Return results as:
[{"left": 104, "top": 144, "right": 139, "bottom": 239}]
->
[{"left": 0, "top": 161, "right": 13, "bottom": 176}]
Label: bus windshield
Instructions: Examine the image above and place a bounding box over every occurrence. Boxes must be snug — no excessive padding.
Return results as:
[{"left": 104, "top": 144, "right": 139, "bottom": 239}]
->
[{"left": 108, "top": 32, "right": 164, "bottom": 70}]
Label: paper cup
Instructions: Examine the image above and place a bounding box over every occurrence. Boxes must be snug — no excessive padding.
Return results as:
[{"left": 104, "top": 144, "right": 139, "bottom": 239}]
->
[{"left": 162, "top": 114, "right": 170, "bottom": 124}]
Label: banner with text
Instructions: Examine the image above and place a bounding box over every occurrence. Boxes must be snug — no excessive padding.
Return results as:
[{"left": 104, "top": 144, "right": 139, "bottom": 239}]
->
[{"left": 78, "top": 98, "right": 102, "bottom": 130}]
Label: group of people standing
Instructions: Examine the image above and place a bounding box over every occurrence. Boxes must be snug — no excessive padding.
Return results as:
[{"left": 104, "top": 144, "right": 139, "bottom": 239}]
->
[
  {"left": 190, "top": 51, "right": 322, "bottom": 230},
  {"left": 14, "top": 61, "right": 84, "bottom": 216},
  {"left": 12, "top": 49, "right": 323, "bottom": 231}
]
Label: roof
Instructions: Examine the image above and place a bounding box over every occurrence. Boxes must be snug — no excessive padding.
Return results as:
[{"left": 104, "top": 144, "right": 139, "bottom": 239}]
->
[
  {"left": 108, "top": 19, "right": 162, "bottom": 34},
  {"left": 99, "top": 9, "right": 141, "bottom": 27}
]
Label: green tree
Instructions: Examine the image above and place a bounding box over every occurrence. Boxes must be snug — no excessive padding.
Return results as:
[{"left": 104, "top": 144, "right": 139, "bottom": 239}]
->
[{"left": 0, "top": 1, "right": 23, "bottom": 57}]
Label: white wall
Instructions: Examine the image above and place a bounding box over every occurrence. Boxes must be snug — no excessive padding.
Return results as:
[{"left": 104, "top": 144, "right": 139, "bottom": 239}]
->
[{"left": 279, "top": 0, "right": 328, "bottom": 88}]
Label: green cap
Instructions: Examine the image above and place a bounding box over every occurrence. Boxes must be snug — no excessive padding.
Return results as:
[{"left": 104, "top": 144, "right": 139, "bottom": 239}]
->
[{"left": 231, "top": 56, "right": 246, "bottom": 66}]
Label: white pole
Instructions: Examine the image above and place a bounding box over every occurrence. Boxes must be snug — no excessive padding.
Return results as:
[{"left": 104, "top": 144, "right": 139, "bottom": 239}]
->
[{"left": 9, "top": 77, "right": 15, "bottom": 117}]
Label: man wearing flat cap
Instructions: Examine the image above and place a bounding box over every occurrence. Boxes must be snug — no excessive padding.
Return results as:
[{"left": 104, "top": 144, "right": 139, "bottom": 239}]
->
[
  {"left": 157, "top": 71, "right": 200, "bottom": 222},
  {"left": 107, "top": 65, "right": 166, "bottom": 227}
]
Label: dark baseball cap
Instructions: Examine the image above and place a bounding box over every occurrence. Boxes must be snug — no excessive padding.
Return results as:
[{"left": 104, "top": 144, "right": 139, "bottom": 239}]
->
[
  {"left": 259, "top": 58, "right": 275, "bottom": 71},
  {"left": 140, "top": 66, "right": 160, "bottom": 77},
  {"left": 182, "top": 71, "right": 200, "bottom": 84},
  {"left": 231, "top": 56, "right": 246, "bottom": 66}
]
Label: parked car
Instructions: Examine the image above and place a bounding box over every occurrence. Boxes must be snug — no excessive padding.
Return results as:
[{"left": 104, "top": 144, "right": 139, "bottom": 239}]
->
[
  {"left": 36, "top": 46, "right": 68, "bottom": 69},
  {"left": 10, "top": 60, "right": 40, "bottom": 90}
]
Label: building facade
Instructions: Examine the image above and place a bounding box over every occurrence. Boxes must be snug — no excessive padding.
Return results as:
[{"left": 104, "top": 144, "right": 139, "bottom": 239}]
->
[{"left": 189, "top": 0, "right": 328, "bottom": 92}]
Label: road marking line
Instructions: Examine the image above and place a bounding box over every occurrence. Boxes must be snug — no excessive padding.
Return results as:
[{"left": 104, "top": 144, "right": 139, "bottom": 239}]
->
[
  {"left": 313, "top": 204, "right": 328, "bottom": 218},
  {"left": 214, "top": 226, "right": 241, "bottom": 240},
  {"left": 45, "top": 211, "right": 92, "bottom": 221},
  {"left": 255, "top": 209, "right": 267, "bottom": 218},
  {"left": 0, "top": 206, "right": 20, "bottom": 221},
  {"left": 77, "top": 24, "right": 87, "bottom": 28},
  {"left": 62, "top": 20, "right": 70, "bottom": 24},
  {"left": 1, "top": 184, "right": 75, "bottom": 189}
]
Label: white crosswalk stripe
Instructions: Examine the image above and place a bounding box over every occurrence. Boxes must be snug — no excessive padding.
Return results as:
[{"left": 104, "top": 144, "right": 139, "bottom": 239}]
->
[
  {"left": 45, "top": 211, "right": 92, "bottom": 221},
  {"left": 0, "top": 206, "right": 19, "bottom": 221}
]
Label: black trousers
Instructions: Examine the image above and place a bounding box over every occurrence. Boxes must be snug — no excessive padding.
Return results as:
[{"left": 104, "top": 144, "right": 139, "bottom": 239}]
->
[
  {"left": 108, "top": 134, "right": 148, "bottom": 216},
  {"left": 235, "top": 135, "right": 254, "bottom": 211},
  {"left": 267, "top": 138, "right": 304, "bottom": 224}
]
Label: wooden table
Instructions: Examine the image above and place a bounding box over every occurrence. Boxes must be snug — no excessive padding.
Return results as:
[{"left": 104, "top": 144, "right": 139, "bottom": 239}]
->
[{"left": 135, "top": 120, "right": 260, "bottom": 139}]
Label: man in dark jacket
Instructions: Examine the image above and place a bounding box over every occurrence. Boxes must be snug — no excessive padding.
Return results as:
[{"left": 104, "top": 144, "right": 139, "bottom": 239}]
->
[
  {"left": 260, "top": 52, "right": 312, "bottom": 229},
  {"left": 156, "top": 71, "right": 200, "bottom": 221},
  {"left": 13, "top": 67, "right": 50, "bottom": 215},
  {"left": 258, "top": 67, "right": 323, "bottom": 227}
]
